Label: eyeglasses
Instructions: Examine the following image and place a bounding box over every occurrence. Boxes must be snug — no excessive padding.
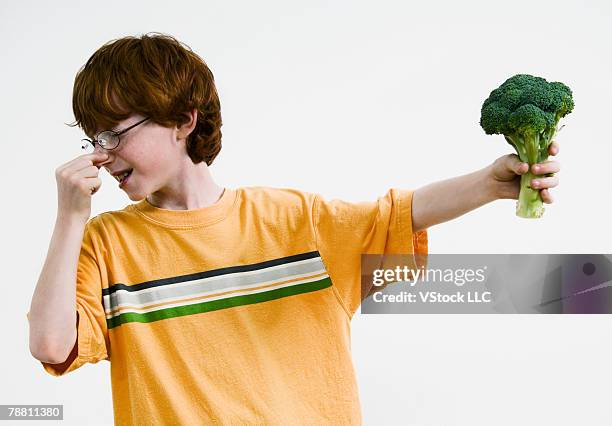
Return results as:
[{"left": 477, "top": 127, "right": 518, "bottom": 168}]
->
[{"left": 81, "top": 117, "right": 150, "bottom": 153}]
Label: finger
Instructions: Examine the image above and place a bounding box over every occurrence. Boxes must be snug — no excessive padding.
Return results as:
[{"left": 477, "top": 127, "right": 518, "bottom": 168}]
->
[
  {"left": 531, "top": 176, "right": 559, "bottom": 189},
  {"left": 531, "top": 160, "right": 561, "bottom": 175},
  {"left": 80, "top": 151, "right": 109, "bottom": 159},
  {"left": 541, "top": 189, "right": 554, "bottom": 204},
  {"left": 72, "top": 152, "right": 109, "bottom": 168},
  {"left": 62, "top": 151, "right": 108, "bottom": 169},
  {"left": 63, "top": 157, "right": 105, "bottom": 176},
  {"left": 73, "top": 165, "right": 102, "bottom": 179},
  {"left": 83, "top": 176, "right": 102, "bottom": 195},
  {"left": 548, "top": 141, "right": 560, "bottom": 156},
  {"left": 506, "top": 154, "right": 529, "bottom": 175},
  {"left": 56, "top": 151, "right": 108, "bottom": 175},
  {"left": 87, "top": 152, "right": 110, "bottom": 168},
  {"left": 74, "top": 152, "right": 109, "bottom": 164}
]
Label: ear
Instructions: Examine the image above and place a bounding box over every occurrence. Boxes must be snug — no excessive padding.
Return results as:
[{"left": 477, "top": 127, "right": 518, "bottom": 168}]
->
[{"left": 176, "top": 108, "right": 198, "bottom": 140}]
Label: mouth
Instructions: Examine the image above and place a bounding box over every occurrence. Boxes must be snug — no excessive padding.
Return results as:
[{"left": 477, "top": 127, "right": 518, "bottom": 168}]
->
[{"left": 113, "top": 169, "right": 133, "bottom": 187}]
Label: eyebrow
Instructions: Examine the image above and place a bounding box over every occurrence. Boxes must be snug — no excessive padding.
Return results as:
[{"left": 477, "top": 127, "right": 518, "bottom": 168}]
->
[
  {"left": 98, "top": 116, "right": 141, "bottom": 135},
  {"left": 111, "top": 117, "right": 139, "bottom": 133},
  {"left": 103, "top": 123, "right": 124, "bottom": 134},
  {"left": 93, "top": 125, "right": 119, "bottom": 136}
]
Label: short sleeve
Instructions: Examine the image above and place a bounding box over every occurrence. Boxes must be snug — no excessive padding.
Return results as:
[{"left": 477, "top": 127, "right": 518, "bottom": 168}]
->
[
  {"left": 27, "top": 217, "right": 110, "bottom": 376},
  {"left": 313, "top": 188, "right": 428, "bottom": 319}
]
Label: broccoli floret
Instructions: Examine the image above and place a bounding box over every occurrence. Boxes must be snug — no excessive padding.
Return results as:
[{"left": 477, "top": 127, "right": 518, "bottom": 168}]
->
[{"left": 480, "top": 74, "right": 574, "bottom": 218}]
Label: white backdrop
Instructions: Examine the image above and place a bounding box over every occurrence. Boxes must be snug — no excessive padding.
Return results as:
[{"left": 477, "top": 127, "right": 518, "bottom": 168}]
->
[{"left": 2, "top": 0, "right": 611, "bottom": 424}]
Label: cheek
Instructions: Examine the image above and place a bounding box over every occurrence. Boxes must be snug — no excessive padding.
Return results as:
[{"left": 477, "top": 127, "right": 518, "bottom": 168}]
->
[{"left": 130, "top": 142, "right": 176, "bottom": 175}]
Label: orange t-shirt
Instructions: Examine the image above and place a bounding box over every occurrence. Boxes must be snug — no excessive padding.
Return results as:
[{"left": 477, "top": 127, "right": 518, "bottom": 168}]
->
[{"left": 28, "top": 186, "right": 428, "bottom": 425}]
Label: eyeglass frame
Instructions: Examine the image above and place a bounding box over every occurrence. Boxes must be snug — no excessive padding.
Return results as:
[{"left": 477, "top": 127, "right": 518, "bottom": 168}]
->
[{"left": 81, "top": 117, "right": 150, "bottom": 152}]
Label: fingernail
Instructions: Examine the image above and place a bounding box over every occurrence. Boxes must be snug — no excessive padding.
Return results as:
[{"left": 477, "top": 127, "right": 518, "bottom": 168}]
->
[
  {"left": 532, "top": 180, "right": 539, "bottom": 187},
  {"left": 532, "top": 165, "right": 539, "bottom": 172}
]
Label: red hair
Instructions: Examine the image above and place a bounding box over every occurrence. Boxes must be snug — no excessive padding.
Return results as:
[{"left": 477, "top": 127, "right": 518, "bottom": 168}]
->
[{"left": 68, "top": 32, "right": 222, "bottom": 165}]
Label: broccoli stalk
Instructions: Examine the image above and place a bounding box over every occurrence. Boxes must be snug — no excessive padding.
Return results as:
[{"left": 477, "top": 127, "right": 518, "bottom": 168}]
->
[
  {"left": 505, "top": 132, "right": 546, "bottom": 218},
  {"left": 480, "top": 74, "right": 574, "bottom": 218}
]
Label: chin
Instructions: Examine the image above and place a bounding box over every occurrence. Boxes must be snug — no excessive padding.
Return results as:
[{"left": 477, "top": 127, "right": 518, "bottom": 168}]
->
[{"left": 126, "top": 189, "right": 146, "bottom": 202}]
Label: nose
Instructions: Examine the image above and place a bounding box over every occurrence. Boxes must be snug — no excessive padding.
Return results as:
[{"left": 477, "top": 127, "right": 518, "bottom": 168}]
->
[
  {"left": 94, "top": 149, "right": 113, "bottom": 169},
  {"left": 92, "top": 142, "right": 106, "bottom": 154}
]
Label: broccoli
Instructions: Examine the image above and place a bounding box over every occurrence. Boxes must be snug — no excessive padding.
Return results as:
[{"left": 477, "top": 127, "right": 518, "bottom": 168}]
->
[{"left": 480, "top": 74, "right": 574, "bottom": 218}]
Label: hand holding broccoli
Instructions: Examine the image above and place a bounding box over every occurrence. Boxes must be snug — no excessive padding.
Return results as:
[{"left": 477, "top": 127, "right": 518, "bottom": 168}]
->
[
  {"left": 489, "top": 140, "right": 560, "bottom": 205},
  {"left": 480, "top": 74, "right": 573, "bottom": 218}
]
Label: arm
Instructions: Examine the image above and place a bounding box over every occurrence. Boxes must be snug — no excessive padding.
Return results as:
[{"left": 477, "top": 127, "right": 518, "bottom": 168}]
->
[
  {"left": 28, "top": 151, "right": 107, "bottom": 365},
  {"left": 28, "top": 215, "right": 86, "bottom": 363},
  {"left": 411, "top": 142, "right": 561, "bottom": 232},
  {"left": 412, "top": 164, "right": 497, "bottom": 233}
]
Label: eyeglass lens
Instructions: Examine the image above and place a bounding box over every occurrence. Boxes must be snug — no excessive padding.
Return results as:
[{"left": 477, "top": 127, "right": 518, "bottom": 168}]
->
[{"left": 80, "top": 131, "right": 119, "bottom": 153}]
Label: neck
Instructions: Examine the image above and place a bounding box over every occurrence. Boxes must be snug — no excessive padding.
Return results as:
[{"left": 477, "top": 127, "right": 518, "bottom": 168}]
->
[{"left": 146, "top": 159, "right": 224, "bottom": 210}]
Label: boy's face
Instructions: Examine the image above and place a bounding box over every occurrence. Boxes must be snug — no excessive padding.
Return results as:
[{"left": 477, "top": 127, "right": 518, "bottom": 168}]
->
[{"left": 97, "top": 114, "right": 184, "bottom": 202}]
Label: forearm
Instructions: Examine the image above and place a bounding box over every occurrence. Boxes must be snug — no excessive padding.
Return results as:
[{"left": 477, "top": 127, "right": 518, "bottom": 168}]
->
[
  {"left": 411, "top": 164, "right": 499, "bottom": 232},
  {"left": 28, "top": 215, "right": 85, "bottom": 362}
]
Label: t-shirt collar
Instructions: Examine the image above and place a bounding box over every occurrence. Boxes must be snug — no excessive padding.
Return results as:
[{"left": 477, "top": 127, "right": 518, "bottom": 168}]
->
[{"left": 133, "top": 187, "right": 238, "bottom": 228}]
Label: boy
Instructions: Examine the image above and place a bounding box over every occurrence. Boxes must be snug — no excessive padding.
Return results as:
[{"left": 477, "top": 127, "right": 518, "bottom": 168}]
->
[{"left": 27, "top": 33, "right": 560, "bottom": 425}]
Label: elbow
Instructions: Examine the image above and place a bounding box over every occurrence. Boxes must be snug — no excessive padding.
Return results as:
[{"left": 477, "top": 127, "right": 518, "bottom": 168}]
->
[
  {"left": 29, "top": 334, "right": 77, "bottom": 365},
  {"left": 27, "top": 310, "right": 78, "bottom": 364},
  {"left": 30, "top": 341, "right": 69, "bottom": 364}
]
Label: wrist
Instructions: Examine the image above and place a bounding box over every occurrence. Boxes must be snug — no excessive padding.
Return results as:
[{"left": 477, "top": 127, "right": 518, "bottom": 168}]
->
[
  {"left": 484, "top": 163, "right": 508, "bottom": 201},
  {"left": 55, "top": 212, "right": 88, "bottom": 229}
]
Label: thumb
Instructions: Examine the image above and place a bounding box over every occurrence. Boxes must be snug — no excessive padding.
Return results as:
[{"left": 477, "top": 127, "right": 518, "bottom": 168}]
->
[
  {"left": 93, "top": 152, "right": 109, "bottom": 168},
  {"left": 507, "top": 154, "right": 528, "bottom": 175}
]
